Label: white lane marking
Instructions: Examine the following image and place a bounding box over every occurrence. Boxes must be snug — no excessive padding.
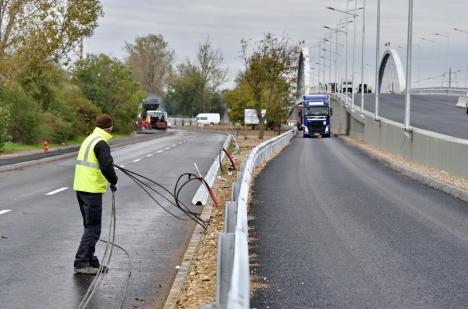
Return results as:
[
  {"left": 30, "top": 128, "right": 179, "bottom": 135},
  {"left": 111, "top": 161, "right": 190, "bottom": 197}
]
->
[
  {"left": 146, "top": 154, "right": 153, "bottom": 157},
  {"left": 45, "top": 187, "right": 69, "bottom": 196},
  {"left": 165, "top": 147, "right": 170, "bottom": 150},
  {"left": 133, "top": 158, "right": 141, "bottom": 163},
  {"left": 157, "top": 150, "right": 163, "bottom": 153},
  {"left": 0, "top": 210, "right": 12, "bottom": 216},
  {"left": 120, "top": 165, "right": 125, "bottom": 168},
  {"left": 172, "top": 144, "right": 176, "bottom": 147}
]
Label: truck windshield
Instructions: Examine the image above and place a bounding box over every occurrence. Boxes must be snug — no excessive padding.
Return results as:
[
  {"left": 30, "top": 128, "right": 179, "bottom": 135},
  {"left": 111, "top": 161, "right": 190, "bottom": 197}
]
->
[{"left": 304, "top": 106, "right": 328, "bottom": 116}]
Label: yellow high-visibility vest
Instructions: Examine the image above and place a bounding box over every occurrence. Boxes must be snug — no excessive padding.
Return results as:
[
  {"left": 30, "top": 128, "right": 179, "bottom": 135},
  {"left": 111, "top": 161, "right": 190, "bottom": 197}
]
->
[{"left": 73, "top": 127, "right": 113, "bottom": 193}]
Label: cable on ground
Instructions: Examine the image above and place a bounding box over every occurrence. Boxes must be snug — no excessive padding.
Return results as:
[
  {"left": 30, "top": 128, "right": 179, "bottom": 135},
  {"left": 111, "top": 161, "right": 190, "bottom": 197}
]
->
[
  {"left": 223, "top": 148, "right": 237, "bottom": 171},
  {"left": 77, "top": 163, "right": 218, "bottom": 308}
]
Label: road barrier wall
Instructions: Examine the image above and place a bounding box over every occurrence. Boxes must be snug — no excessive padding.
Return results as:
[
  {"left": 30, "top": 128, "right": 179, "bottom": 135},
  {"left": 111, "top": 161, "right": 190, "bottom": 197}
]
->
[
  {"left": 200, "top": 129, "right": 296, "bottom": 309},
  {"left": 331, "top": 93, "right": 468, "bottom": 179}
]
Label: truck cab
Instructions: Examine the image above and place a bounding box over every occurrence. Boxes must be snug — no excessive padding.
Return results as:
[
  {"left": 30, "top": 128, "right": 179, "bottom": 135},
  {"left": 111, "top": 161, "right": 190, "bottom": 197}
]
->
[{"left": 300, "top": 95, "right": 333, "bottom": 138}]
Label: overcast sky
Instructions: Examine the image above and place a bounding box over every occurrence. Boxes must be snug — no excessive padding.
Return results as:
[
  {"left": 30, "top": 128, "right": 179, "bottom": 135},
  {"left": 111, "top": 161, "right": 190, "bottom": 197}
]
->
[{"left": 87, "top": 0, "right": 468, "bottom": 88}]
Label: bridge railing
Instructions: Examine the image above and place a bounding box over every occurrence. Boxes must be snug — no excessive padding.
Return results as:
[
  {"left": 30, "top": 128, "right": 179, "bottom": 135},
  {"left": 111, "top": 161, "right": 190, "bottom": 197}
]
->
[
  {"left": 201, "top": 129, "right": 296, "bottom": 309},
  {"left": 410, "top": 87, "right": 468, "bottom": 96}
]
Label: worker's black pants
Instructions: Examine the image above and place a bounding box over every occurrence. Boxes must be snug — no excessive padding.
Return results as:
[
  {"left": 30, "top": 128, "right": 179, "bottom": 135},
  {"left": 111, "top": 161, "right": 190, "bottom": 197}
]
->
[{"left": 74, "top": 191, "right": 102, "bottom": 268}]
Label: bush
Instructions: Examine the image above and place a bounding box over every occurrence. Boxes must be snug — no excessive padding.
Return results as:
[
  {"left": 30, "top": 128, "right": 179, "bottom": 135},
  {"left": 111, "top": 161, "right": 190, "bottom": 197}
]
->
[
  {"left": 40, "top": 112, "right": 75, "bottom": 144},
  {"left": 0, "top": 86, "right": 11, "bottom": 149},
  {"left": 7, "top": 87, "right": 43, "bottom": 144},
  {"left": 74, "top": 97, "right": 101, "bottom": 135}
]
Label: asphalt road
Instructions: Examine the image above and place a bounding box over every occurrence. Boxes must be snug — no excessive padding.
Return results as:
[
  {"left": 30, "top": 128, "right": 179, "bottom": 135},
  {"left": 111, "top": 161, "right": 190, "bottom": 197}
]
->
[
  {"left": 251, "top": 136, "right": 468, "bottom": 308},
  {"left": 0, "top": 130, "right": 168, "bottom": 166},
  {"left": 351, "top": 94, "right": 468, "bottom": 139},
  {"left": 0, "top": 129, "right": 226, "bottom": 309}
]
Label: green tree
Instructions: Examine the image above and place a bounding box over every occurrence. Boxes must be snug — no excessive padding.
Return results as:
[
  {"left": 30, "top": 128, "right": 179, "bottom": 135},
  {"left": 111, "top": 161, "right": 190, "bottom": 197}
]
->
[
  {"left": 125, "top": 34, "right": 174, "bottom": 96},
  {"left": 224, "top": 79, "right": 255, "bottom": 125},
  {"left": 0, "top": 85, "right": 11, "bottom": 148},
  {"left": 0, "top": 0, "right": 103, "bottom": 80},
  {"left": 73, "top": 54, "right": 146, "bottom": 132},
  {"left": 196, "top": 39, "right": 228, "bottom": 111},
  {"left": 18, "top": 63, "right": 99, "bottom": 142},
  {"left": 241, "top": 33, "right": 298, "bottom": 139},
  {"left": 165, "top": 62, "right": 203, "bottom": 116},
  {"left": 165, "top": 40, "right": 227, "bottom": 117},
  {"left": 6, "top": 86, "right": 43, "bottom": 144}
]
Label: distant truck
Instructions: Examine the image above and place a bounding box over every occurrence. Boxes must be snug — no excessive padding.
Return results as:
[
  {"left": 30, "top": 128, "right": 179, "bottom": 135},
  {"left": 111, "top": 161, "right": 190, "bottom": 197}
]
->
[
  {"left": 196, "top": 113, "right": 220, "bottom": 125},
  {"left": 299, "top": 95, "right": 333, "bottom": 138}
]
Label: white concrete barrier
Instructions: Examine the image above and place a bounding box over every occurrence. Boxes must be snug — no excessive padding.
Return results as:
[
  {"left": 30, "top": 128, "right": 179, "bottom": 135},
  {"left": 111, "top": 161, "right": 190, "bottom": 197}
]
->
[{"left": 457, "top": 96, "right": 468, "bottom": 108}]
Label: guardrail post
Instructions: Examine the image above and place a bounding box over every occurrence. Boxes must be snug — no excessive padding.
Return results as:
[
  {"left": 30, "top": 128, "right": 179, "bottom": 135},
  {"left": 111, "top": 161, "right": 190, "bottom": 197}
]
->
[
  {"left": 231, "top": 184, "right": 238, "bottom": 202},
  {"left": 224, "top": 202, "right": 238, "bottom": 233},
  {"left": 216, "top": 233, "right": 235, "bottom": 305}
]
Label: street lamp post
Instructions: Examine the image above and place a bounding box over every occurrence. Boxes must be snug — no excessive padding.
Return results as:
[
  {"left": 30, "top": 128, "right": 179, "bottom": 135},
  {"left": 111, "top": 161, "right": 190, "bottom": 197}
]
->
[
  {"left": 326, "top": 4, "right": 361, "bottom": 104},
  {"left": 360, "top": 0, "right": 366, "bottom": 112},
  {"left": 433, "top": 32, "right": 451, "bottom": 86},
  {"left": 323, "top": 25, "right": 347, "bottom": 93},
  {"left": 315, "top": 62, "right": 322, "bottom": 89},
  {"left": 336, "top": 20, "right": 352, "bottom": 92},
  {"left": 453, "top": 28, "right": 468, "bottom": 89},
  {"left": 322, "top": 48, "right": 335, "bottom": 91},
  {"left": 374, "top": 0, "right": 381, "bottom": 120},
  {"left": 321, "top": 38, "right": 329, "bottom": 89},
  {"left": 351, "top": 0, "right": 358, "bottom": 109},
  {"left": 404, "top": 0, "right": 414, "bottom": 131}
]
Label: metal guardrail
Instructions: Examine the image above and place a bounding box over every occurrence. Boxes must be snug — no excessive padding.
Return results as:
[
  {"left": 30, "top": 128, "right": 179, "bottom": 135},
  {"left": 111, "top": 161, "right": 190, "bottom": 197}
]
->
[
  {"left": 200, "top": 129, "right": 296, "bottom": 309},
  {"left": 167, "top": 117, "right": 197, "bottom": 127}
]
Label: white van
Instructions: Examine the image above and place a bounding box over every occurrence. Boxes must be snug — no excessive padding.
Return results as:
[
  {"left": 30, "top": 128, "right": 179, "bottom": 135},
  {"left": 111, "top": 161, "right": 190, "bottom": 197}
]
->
[{"left": 196, "top": 113, "right": 220, "bottom": 125}]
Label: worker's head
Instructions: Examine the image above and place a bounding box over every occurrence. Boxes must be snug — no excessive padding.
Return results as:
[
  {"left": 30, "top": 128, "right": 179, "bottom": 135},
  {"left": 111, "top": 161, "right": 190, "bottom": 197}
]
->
[{"left": 96, "top": 114, "right": 113, "bottom": 133}]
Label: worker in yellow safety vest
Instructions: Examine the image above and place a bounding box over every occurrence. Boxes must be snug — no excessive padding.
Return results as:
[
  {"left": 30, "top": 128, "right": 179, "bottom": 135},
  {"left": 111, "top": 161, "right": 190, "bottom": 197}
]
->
[{"left": 73, "top": 114, "right": 118, "bottom": 275}]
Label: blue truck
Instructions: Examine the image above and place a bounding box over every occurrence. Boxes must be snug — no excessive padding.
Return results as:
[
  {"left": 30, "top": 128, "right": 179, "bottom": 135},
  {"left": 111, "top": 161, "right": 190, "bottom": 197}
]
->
[{"left": 299, "top": 95, "right": 333, "bottom": 138}]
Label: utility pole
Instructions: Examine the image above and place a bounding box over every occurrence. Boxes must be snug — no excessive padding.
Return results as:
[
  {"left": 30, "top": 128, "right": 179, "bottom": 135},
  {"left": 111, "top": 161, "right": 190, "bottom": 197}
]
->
[
  {"left": 360, "top": 0, "right": 366, "bottom": 112},
  {"left": 449, "top": 68, "right": 452, "bottom": 88},
  {"left": 404, "top": 0, "right": 414, "bottom": 131},
  {"left": 375, "top": 0, "right": 381, "bottom": 119},
  {"left": 351, "top": 0, "right": 358, "bottom": 109}
]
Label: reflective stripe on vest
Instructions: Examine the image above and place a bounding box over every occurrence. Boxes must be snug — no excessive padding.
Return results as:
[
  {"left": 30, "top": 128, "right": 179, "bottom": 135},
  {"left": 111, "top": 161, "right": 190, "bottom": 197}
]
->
[{"left": 76, "top": 136, "right": 102, "bottom": 169}]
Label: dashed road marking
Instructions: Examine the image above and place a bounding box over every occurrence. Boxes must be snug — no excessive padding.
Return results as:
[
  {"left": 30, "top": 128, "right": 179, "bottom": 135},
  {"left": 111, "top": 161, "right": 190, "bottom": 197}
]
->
[
  {"left": 172, "top": 144, "right": 176, "bottom": 147},
  {"left": 165, "top": 147, "right": 170, "bottom": 150},
  {"left": 146, "top": 154, "right": 153, "bottom": 157},
  {"left": 0, "top": 210, "right": 12, "bottom": 216},
  {"left": 45, "top": 187, "right": 69, "bottom": 196},
  {"left": 157, "top": 150, "right": 163, "bottom": 153},
  {"left": 133, "top": 158, "right": 141, "bottom": 163}
]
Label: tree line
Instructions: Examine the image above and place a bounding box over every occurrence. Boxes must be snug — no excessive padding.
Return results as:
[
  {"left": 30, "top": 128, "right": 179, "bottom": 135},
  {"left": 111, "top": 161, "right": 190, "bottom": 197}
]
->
[
  {"left": 0, "top": 1, "right": 300, "bottom": 148},
  {"left": 0, "top": 1, "right": 229, "bottom": 149}
]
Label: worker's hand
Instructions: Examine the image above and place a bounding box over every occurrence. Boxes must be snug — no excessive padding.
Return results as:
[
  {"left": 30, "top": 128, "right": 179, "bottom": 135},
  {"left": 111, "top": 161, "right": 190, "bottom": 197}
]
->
[{"left": 110, "top": 184, "right": 117, "bottom": 192}]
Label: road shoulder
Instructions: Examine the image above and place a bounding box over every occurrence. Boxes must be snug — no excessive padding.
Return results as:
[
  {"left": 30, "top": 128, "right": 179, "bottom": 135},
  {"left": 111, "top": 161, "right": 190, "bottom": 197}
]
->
[{"left": 337, "top": 135, "right": 468, "bottom": 202}]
